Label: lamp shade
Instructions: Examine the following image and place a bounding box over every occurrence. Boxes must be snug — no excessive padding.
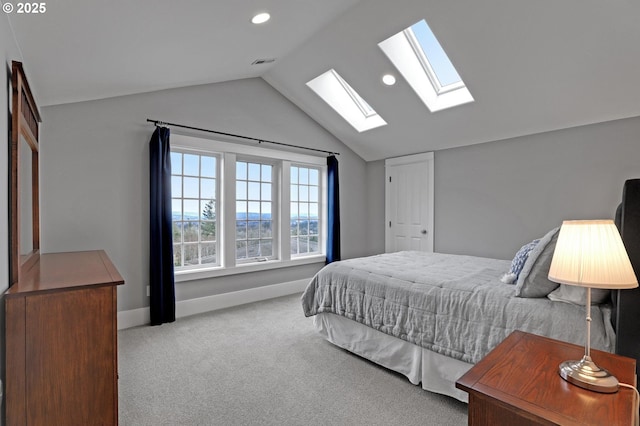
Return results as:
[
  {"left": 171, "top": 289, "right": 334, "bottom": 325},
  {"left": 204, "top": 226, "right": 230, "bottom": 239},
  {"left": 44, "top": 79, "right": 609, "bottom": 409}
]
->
[{"left": 548, "top": 220, "right": 638, "bottom": 289}]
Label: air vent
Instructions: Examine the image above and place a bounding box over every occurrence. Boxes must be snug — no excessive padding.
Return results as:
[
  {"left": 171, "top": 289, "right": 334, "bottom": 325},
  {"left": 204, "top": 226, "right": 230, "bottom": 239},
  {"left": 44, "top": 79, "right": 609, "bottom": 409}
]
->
[{"left": 251, "top": 58, "right": 276, "bottom": 65}]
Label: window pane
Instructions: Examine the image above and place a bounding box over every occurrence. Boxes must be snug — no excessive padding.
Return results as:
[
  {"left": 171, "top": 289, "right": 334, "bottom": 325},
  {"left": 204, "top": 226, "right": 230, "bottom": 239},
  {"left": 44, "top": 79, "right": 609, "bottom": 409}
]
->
[
  {"left": 299, "top": 236, "right": 309, "bottom": 253},
  {"left": 248, "top": 240, "right": 260, "bottom": 257},
  {"left": 260, "top": 221, "right": 272, "bottom": 238},
  {"left": 309, "top": 203, "right": 318, "bottom": 219},
  {"left": 247, "top": 221, "right": 260, "bottom": 238},
  {"left": 261, "top": 183, "right": 272, "bottom": 201},
  {"left": 300, "top": 185, "right": 309, "bottom": 202},
  {"left": 184, "top": 177, "right": 199, "bottom": 198},
  {"left": 171, "top": 152, "right": 182, "bottom": 174},
  {"left": 291, "top": 220, "right": 299, "bottom": 236},
  {"left": 184, "top": 154, "right": 199, "bottom": 176},
  {"left": 171, "top": 176, "right": 182, "bottom": 198},
  {"left": 184, "top": 244, "right": 199, "bottom": 265},
  {"left": 201, "top": 243, "right": 216, "bottom": 264},
  {"left": 300, "top": 203, "right": 309, "bottom": 218},
  {"left": 248, "top": 202, "right": 260, "bottom": 218},
  {"left": 248, "top": 182, "right": 260, "bottom": 200},
  {"left": 200, "top": 221, "right": 216, "bottom": 241},
  {"left": 173, "top": 244, "right": 182, "bottom": 267},
  {"left": 236, "top": 161, "right": 247, "bottom": 180},
  {"left": 172, "top": 199, "right": 182, "bottom": 220},
  {"left": 291, "top": 185, "right": 298, "bottom": 202},
  {"left": 261, "top": 165, "right": 272, "bottom": 182},
  {"left": 236, "top": 221, "right": 247, "bottom": 239},
  {"left": 299, "top": 220, "right": 309, "bottom": 236},
  {"left": 291, "top": 237, "right": 299, "bottom": 255},
  {"left": 173, "top": 222, "right": 182, "bottom": 242},
  {"left": 183, "top": 222, "right": 199, "bottom": 242},
  {"left": 261, "top": 240, "right": 273, "bottom": 257},
  {"left": 290, "top": 202, "right": 298, "bottom": 219},
  {"left": 236, "top": 181, "right": 247, "bottom": 200},
  {"left": 183, "top": 200, "right": 199, "bottom": 220},
  {"left": 201, "top": 178, "right": 215, "bottom": 199},
  {"left": 201, "top": 200, "right": 215, "bottom": 221},
  {"left": 309, "top": 169, "right": 319, "bottom": 186},
  {"left": 299, "top": 168, "right": 309, "bottom": 184},
  {"left": 309, "top": 186, "right": 318, "bottom": 202},
  {"left": 236, "top": 241, "right": 247, "bottom": 260},
  {"left": 410, "top": 19, "right": 462, "bottom": 87},
  {"left": 236, "top": 201, "right": 247, "bottom": 219},
  {"left": 248, "top": 163, "right": 261, "bottom": 181},
  {"left": 310, "top": 220, "right": 319, "bottom": 235},
  {"left": 291, "top": 167, "right": 299, "bottom": 184},
  {"left": 309, "top": 236, "right": 319, "bottom": 253},
  {"left": 201, "top": 156, "right": 216, "bottom": 178},
  {"left": 261, "top": 202, "right": 271, "bottom": 220}
]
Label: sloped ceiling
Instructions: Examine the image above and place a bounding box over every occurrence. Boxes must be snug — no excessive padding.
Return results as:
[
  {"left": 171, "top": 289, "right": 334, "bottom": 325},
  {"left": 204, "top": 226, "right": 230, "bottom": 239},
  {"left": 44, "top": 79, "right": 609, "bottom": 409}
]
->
[
  {"left": 7, "top": 0, "right": 640, "bottom": 161},
  {"left": 6, "top": 0, "right": 360, "bottom": 105},
  {"left": 264, "top": 0, "right": 640, "bottom": 160}
]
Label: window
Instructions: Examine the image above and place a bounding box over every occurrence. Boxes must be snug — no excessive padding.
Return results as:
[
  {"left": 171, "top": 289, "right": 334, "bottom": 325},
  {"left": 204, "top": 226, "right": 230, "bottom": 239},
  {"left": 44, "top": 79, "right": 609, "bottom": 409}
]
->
[
  {"left": 306, "top": 69, "right": 387, "bottom": 132},
  {"left": 235, "top": 160, "right": 274, "bottom": 261},
  {"left": 170, "top": 134, "right": 326, "bottom": 281},
  {"left": 407, "top": 20, "right": 463, "bottom": 93},
  {"left": 290, "top": 166, "right": 320, "bottom": 256},
  {"left": 333, "top": 71, "right": 377, "bottom": 118},
  {"left": 379, "top": 19, "right": 473, "bottom": 112},
  {"left": 171, "top": 150, "right": 219, "bottom": 269}
]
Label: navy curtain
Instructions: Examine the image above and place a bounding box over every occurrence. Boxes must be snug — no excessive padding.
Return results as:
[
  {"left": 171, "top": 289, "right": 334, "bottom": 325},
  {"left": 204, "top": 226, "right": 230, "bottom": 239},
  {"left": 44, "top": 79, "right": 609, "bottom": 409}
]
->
[
  {"left": 326, "top": 155, "right": 341, "bottom": 263},
  {"left": 149, "top": 126, "right": 175, "bottom": 325}
]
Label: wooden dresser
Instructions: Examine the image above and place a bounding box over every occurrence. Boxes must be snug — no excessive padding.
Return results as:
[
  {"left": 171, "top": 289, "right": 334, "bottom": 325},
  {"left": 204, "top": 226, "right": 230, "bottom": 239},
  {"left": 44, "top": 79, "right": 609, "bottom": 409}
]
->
[{"left": 5, "top": 250, "right": 124, "bottom": 426}]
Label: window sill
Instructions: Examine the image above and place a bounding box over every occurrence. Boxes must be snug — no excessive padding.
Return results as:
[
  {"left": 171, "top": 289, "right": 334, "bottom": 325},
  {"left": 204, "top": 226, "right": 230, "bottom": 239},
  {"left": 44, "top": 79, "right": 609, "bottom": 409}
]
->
[{"left": 174, "top": 255, "right": 326, "bottom": 283}]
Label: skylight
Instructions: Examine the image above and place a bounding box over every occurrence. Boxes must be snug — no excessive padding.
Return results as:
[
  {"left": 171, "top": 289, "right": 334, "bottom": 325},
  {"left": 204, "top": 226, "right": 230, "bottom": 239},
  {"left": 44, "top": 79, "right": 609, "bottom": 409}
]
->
[
  {"left": 379, "top": 19, "right": 473, "bottom": 112},
  {"left": 306, "top": 69, "right": 387, "bottom": 133}
]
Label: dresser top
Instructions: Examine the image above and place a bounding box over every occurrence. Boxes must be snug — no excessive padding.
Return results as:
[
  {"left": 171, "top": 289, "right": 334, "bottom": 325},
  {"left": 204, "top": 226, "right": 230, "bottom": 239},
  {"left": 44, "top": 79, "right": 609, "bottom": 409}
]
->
[{"left": 6, "top": 250, "right": 124, "bottom": 297}]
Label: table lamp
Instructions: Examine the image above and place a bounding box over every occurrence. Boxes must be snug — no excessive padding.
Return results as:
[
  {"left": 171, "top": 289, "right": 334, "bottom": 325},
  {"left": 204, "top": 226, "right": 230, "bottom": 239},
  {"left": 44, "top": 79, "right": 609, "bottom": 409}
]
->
[{"left": 548, "top": 219, "right": 638, "bottom": 393}]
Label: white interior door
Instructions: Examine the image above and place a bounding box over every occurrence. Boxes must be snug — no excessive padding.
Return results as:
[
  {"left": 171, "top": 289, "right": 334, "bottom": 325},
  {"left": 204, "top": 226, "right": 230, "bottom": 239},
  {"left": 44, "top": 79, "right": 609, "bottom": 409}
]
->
[{"left": 385, "top": 152, "right": 434, "bottom": 253}]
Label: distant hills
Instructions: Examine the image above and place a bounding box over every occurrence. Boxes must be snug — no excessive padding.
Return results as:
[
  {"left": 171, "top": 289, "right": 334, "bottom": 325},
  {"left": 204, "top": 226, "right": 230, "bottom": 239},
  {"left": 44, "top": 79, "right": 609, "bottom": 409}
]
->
[{"left": 173, "top": 212, "right": 318, "bottom": 221}]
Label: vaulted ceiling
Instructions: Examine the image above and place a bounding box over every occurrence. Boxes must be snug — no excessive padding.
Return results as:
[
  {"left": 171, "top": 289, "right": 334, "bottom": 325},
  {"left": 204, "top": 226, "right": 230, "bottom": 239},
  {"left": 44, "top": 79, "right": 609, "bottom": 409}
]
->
[{"left": 8, "top": 0, "right": 640, "bottom": 161}]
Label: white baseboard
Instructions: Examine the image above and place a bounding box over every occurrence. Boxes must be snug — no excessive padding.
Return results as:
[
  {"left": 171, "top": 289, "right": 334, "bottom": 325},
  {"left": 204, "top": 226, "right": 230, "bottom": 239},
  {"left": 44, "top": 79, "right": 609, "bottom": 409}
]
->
[{"left": 117, "top": 278, "right": 310, "bottom": 330}]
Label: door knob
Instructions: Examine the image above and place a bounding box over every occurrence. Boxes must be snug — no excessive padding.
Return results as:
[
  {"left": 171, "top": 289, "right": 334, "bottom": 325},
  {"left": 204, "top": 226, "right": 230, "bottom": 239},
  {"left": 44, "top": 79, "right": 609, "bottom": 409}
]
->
[{"left": 421, "top": 229, "right": 427, "bottom": 235}]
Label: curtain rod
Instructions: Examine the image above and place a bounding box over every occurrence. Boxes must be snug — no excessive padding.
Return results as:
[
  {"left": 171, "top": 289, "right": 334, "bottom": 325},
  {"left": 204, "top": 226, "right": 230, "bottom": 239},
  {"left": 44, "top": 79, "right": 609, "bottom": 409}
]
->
[{"left": 147, "top": 119, "right": 339, "bottom": 156}]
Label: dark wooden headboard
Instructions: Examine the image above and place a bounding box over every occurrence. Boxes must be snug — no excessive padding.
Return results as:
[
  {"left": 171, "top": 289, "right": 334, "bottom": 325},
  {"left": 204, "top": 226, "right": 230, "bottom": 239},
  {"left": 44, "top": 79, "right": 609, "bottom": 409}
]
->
[{"left": 614, "top": 178, "right": 640, "bottom": 375}]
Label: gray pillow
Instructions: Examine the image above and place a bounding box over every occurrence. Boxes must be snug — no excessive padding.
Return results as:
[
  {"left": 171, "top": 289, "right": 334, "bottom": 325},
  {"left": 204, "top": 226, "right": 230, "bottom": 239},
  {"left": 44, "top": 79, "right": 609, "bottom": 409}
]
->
[
  {"left": 515, "top": 227, "right": 561, "bottom": 298},
  {"left": 547, "top": 285, "right": 611, "bottom": 305}
]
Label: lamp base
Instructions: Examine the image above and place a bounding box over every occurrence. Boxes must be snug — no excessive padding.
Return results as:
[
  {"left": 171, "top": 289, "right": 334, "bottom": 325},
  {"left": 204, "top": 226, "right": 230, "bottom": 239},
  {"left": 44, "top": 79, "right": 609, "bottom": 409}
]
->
[{"left": 559, "top": 355, "right": 619, "bottom": 393}]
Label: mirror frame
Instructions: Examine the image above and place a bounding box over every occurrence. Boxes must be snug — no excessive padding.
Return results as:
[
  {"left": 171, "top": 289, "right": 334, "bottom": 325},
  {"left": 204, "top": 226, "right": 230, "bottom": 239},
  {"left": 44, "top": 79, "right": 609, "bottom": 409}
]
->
[{"left": 9, "top": 61, "right": 41, "bottom": 286}]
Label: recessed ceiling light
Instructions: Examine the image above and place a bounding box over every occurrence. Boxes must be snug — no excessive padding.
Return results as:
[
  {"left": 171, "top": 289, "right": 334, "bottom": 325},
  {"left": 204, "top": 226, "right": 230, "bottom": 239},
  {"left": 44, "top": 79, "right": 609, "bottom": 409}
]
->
[
  {"left": 382, "top": 74, "right": 396, "bottom": 86},
  {"left": 251, "top": 12, "right": 270, "bottom": 24}
]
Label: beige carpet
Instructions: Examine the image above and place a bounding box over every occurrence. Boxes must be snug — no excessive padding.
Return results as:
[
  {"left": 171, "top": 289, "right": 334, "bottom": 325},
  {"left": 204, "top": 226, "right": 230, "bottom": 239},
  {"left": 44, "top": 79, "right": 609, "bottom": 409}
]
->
[{"left": 118, "top": 293, "right": 468, "bottom": 425}]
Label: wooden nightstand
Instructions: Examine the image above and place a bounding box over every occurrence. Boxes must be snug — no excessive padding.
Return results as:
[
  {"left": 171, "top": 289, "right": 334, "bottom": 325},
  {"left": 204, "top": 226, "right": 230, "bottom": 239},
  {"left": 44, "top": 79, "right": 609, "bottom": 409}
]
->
[{"left": 456, "top": 331, "right": 637, "bottom": 426}]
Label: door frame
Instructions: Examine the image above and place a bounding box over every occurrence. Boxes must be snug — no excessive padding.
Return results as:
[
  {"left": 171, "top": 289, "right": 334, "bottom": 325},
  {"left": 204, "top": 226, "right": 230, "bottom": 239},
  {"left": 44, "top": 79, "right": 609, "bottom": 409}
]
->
[{"left": 385, "top": 152, "right": 434, "bottom": 253}]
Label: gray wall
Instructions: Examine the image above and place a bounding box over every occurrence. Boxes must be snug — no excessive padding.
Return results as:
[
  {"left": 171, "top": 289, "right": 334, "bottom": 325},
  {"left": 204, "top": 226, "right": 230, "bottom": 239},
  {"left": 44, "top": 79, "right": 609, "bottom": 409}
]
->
[
  {"left": 40, "top": 78, "right": 368, "bottom": 312},
  {"left": 433, "top": 116, "right": 640, "bottom": 260},
  {"left": 365, "top": 160, "right": 386, "bottom": 255}
]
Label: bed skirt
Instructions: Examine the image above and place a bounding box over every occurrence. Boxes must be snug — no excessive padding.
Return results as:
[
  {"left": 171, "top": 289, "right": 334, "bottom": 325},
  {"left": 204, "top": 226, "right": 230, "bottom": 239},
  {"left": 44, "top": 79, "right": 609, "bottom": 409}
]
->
[{"left": 313, "top": 312, "right": 473, "bottom": 402}]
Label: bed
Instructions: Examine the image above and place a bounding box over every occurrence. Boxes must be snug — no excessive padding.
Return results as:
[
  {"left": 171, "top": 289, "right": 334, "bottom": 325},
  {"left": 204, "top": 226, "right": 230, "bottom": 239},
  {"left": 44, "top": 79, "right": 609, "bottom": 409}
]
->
[{"left": 302, "top": 179, "right": 640, "bottom": 402}]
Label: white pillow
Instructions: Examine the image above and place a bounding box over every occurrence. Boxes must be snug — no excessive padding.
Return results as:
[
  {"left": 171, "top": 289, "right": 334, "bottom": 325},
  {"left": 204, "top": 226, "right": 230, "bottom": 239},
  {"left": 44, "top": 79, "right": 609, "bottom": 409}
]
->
[{"left": 547, "top": 285, "right": 611, "bottom": 305}]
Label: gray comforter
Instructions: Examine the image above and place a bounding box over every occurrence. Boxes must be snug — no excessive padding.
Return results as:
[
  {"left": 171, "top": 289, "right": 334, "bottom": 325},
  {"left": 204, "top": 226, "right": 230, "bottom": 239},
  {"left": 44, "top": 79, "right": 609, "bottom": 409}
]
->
[{"left": 302, "top": 251, "right": 616, "bottom": 364}]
